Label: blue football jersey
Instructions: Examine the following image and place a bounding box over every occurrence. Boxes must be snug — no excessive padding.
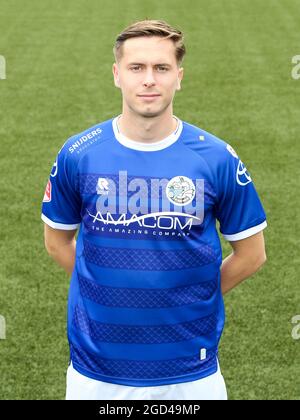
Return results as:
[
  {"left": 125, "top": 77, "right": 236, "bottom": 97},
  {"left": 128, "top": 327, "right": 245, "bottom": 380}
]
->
[{"left": 41, "top": 115, "right": 267, "bottom": 386}]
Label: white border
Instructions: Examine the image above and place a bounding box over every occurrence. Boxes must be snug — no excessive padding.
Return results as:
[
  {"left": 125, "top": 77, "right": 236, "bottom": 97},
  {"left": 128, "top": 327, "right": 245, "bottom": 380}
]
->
[
  {"left": 223, "top": 220, "right": 267, "bottom": 241},
  {"left": 41, "top": 214, "right": 80, "bottom": 230},
  {"left": 112, "top": 114, "right": 183, "bottom": 151}
]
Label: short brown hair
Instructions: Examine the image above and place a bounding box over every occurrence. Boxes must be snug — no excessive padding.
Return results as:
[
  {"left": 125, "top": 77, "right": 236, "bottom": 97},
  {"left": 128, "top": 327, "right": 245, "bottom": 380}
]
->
[{"left": 113, "top": 19, "right": 186, "bottom": 67}]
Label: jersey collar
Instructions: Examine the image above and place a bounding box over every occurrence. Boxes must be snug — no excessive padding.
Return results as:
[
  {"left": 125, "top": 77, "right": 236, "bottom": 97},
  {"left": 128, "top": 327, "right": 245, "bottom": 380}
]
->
[{"left": 112, "top": 114, "right": 183, "bottom": 151}]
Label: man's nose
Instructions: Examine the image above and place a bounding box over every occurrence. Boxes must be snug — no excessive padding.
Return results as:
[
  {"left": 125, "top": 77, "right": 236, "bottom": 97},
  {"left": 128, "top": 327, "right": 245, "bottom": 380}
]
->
[{"left": 143, "top": 69, "right": 156, "bottom": 87}]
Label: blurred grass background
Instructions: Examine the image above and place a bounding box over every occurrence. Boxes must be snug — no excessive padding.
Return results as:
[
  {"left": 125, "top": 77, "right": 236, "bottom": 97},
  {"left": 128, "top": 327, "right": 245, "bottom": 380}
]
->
[{"left": 0, "top": 0, "right": 299, "bottom": 399}]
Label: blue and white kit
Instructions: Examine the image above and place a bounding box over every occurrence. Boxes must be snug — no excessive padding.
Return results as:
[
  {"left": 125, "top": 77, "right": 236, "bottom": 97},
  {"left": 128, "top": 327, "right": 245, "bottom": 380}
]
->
[{"left": 41, "top": 115, "right": 267, "bottom": 387}]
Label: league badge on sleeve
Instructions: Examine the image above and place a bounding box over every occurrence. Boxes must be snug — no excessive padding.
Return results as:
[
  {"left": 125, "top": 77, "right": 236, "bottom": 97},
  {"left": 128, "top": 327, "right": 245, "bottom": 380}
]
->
[{"left": 43, "top": 180, "right": 52, "bottom": 202}]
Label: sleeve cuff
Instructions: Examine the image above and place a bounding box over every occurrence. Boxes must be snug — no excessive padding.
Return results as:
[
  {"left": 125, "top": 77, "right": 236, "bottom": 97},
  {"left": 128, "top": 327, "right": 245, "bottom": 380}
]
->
[
  {"left": 41, "top": 214, "right": 80, "bottom": 230},
  {"left": 222, "top": 220, "right": 267, "bottom": 241}
]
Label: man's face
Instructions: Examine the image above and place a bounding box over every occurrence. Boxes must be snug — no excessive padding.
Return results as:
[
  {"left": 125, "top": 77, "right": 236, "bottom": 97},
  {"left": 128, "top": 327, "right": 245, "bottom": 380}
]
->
[{"left": 112, "top": 36, "right": 184, "bottom": 118}]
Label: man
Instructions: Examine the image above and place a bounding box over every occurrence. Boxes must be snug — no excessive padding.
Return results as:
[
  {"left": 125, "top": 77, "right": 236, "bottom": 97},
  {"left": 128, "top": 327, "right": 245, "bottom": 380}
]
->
[{"left": 41, "top": 19, "right": 267, "bottom": 400}]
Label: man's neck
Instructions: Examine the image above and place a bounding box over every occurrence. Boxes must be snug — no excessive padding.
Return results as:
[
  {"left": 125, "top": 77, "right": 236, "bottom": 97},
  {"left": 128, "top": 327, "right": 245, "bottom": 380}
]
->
[{"left": 117, "top": 112, "right": 178, "bottom": 144}]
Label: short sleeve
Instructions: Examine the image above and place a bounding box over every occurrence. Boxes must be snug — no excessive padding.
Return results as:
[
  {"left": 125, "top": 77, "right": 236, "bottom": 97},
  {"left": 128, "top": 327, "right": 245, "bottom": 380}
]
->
[
  {"left": 41, "top": 141, "right": 81, "bottom": 230},
  {"left": 215, "top": 144, "right": 267, "bottom": 241}
]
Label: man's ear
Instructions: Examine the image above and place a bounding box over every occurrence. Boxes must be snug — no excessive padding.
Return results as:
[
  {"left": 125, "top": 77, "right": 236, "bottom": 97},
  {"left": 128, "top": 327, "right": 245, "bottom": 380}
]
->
[
  {"left": 176, "top": 67, "right": 184, "bottom": 91},
  {"left": 112, "top": 63, "right": 120, "bottom": 88}
]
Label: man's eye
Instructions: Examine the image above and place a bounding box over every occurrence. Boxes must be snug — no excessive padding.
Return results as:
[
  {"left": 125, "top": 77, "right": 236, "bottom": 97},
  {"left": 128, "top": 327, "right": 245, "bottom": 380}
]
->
[{"left": 130, "top": 66, "right": 168, "bottom": 71}]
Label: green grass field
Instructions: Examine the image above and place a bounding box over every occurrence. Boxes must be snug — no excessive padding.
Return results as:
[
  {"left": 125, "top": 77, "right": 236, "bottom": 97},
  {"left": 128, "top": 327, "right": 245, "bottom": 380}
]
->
[{"left": 0, "top": 0, "right": 299, "bottom": 400}]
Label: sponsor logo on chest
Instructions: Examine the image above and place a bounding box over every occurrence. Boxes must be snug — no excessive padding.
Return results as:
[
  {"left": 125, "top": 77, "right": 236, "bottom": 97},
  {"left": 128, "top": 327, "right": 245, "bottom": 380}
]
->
[{"left": 86, "top": 171, "right": 204, "bottom": 232}]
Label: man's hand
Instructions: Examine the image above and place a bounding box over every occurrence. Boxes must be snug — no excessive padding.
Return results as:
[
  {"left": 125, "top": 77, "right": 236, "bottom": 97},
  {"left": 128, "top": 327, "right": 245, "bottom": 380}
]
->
[
  {"left": 221, "top": 231, "right": 267, "bottom": 295},
  {"left": 44, "top": 224, "right": 78, "bottom": 275}
]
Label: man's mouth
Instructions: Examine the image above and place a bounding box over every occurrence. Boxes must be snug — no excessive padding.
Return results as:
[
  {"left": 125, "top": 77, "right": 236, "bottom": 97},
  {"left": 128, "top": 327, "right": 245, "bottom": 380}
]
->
[{"left": 137, "top": 94, "right": 161, "bottom": 100}]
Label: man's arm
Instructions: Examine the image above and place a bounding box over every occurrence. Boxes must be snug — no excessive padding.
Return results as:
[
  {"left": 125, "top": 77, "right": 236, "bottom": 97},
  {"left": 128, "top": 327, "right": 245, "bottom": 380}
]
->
[
  {"left": 221, "top": 231, "right": 267, "bottom": 295},
  {"left": 44, "top": 224, "right": 77, "bottom": 275}
]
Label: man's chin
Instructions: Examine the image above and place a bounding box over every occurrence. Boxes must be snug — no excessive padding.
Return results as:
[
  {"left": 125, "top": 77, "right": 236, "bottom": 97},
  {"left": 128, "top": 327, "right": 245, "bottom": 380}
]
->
[{"left": 136, "top": 106, "right": 165, "bottom": 119}]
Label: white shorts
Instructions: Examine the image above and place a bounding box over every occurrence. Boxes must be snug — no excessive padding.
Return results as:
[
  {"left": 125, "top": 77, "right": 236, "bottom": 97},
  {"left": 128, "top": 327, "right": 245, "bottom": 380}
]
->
[{"left": 66, "top": 361, "right": 227, "bottom": 400}]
